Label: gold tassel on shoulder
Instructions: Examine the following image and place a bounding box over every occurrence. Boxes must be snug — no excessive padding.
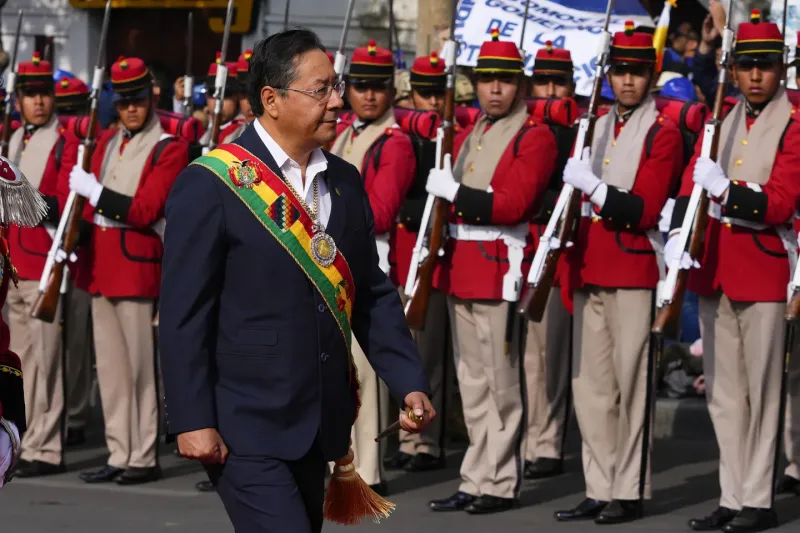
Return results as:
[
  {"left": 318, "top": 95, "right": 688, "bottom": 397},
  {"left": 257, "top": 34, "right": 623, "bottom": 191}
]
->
[{"left": 323, "top": 443, "right": 395, "bottom": 525}]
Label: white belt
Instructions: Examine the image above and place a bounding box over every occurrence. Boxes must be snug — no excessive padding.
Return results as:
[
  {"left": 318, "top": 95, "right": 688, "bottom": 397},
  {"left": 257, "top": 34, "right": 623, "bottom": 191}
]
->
[
  {"left": 375, "top": 233, "right": 390, "bottom": 275},
  {"left": 580, "top": 199, "right": 667, "bottom": 282},
  {"left": 93, "top": 214, "right": 166, "bottom": 243},
  {"left": 448, "top": 222, "right": 528, "bottom": 302}
]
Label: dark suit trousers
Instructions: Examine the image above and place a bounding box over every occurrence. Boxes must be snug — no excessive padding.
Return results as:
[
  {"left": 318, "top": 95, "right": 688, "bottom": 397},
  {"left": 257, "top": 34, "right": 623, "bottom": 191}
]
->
[{"left": 205, "top": 442, "right": 327, "bottom": 533}]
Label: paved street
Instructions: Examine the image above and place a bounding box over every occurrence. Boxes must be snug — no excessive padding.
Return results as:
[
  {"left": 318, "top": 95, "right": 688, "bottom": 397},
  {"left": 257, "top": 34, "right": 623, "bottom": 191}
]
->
[{"left": 3, "top": 425, "right": 800, "bottom": 533}]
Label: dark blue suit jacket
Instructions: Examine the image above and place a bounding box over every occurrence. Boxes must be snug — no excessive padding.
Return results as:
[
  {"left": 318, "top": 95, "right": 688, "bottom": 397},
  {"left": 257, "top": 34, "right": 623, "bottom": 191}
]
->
[{"left": 159, "top": 124, "right": 429, "bottom": 462}]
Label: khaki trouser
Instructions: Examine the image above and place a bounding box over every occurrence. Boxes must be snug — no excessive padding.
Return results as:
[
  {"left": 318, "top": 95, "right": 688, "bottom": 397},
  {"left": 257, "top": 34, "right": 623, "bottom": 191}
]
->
[
  {"left": 448, "top": 296, "right": 525, "bottom": 499},
  {"left": 398, "top": 289, "right": 448, "bottom": 458},
  {"left": 699, "top": 293, "right": 784, "bottom": 510},
  {"left": 9, "top": 279, "right": 63, "bottom": 465},
  {"left": 93, "top": 296, "right": 158, "bottom": 469},
  {"left": 572, "top": 287, "right": 653, "bottom": 501},
  {"left": 350, "top": 336, "right": 390, "bottom": 486},
  {"left": 65, "top": 285, "right": 93, "bottom": 431},
  {"left": 784, "top": 339, "right": 800, "bottom": 480},
  {"left": 524, "top": 290, "right": 571, "bottom": 462}
]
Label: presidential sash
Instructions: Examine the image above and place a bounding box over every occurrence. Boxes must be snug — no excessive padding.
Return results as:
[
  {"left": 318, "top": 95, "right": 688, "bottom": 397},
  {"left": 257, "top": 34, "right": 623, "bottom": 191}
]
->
[{"left": 191, "top": 144, "right": 356, "bottom": 356}]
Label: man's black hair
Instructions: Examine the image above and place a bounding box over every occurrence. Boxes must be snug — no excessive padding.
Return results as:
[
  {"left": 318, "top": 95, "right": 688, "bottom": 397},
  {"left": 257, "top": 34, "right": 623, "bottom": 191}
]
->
[{"left": 247, "top": 28, "right": 326, "bottom": 116}]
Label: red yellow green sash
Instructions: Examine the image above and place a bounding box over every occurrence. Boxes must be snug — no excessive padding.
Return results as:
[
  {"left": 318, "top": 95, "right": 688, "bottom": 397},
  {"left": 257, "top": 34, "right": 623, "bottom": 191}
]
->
[{"left": 191, "top": 144, "right": 356, "bottom": 353}]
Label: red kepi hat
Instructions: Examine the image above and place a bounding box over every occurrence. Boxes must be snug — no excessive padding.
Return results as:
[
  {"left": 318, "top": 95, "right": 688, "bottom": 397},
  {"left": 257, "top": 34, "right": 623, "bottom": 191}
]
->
[
  {"left": 609, "top": 21, "right": 656, "bottom": 65},
  {"left": 348, "top": 40, "right": 393, "bottom": 82},
  {"left": 475, "top": 28, "right": 524, "bottom": 74},
  {"left": 735, "top": 10, "right": 784, "bottom": 63},
  {"left": 206, "top": 52, "right": 241, "bottom": 97},
  {"left": 532, "top": 41, "right": 574, "bottom": 77},
  {"left": 17, "top": 52, "right": 54, "bottom": 92},
  {"left": 55, "top": 77, "right": 90, "bottom": 109},
  {"left": 237, "top": 49, "right": 252, "bottom": 83},
  {"left": 410, "top": 52, "right": 446, "bottom": 91},
  {"left": 110, "top": 56, "right": 153, "bottom": 102}
]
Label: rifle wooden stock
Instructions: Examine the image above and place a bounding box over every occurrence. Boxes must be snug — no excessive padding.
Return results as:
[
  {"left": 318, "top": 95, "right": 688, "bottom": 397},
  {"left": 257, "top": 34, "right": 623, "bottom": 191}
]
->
[
  {"left": 31, "top": 131, "right": 95, "bottom": 322},
  {"left": 787, "top": 289, "right": 800, "bottom": 322},
  {"left": 404, "top": 198, "right": 447, "bottom": 329},
  {"left": 521, "top": 190, "right": 581, "bottom": 322}
]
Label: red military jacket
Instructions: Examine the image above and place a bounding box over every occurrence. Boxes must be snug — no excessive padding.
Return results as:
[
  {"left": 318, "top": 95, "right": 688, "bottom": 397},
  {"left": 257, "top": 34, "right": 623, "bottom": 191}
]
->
[
  {"left": 8, "top": 129, "right": 78, "bottom": 281},
  {"left": 672, "top": 111, "right": 800, "bottom": 302},
  {"left": 433, "top": 118, "right": 557, "bottom": 301},
  {"left": 82, "top": 129, "right": 189, "bottom": 298},
  {"left": 565, "top": 114, "right": 683, "bottom": 292}
]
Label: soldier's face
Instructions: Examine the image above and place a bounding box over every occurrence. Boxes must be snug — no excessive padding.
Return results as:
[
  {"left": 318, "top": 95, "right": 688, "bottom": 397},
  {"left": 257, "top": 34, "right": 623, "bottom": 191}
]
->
[
  {"left": 17, "top": 89, "right": 55, "bottom": 126},
  {"left": 531, "top": 75, "right": 574, "bottom": 99},
  {"left": 206, "top": 96, "right": 239, "bottom": 123},
  {"left": 735, "top": 59, "right": 783, "bottom": 106},
  {"left": 347, "top": 81, "right": 394, "bottom": 121},
  {"left": 608, "top": 63, "right": 653, "bottom": 110},
  {"left": 476, "top": 73, "right": 520, "bottom": 118},
  {"left": 239, "top": 96, "right": 254, "bottom": 123},
  {"left": 412, "top": 89, "right": 446, "bottom": 116},
  {"left": 116, "top": 97, "right": 151, "bottom": 131}
]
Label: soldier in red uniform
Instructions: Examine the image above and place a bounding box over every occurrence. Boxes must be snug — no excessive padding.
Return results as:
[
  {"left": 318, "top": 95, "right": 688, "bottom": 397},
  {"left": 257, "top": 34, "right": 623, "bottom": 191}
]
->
[
  {"left": 426, "top": 30, "right": 557, "bottom": 515},
  {"left": 667, "top": 12, "right": 800, "bottom": 532},
  {"left": 68, "top": 56, "right": 189, "bottom": 485},
  {"left": 384, "top": 52, "right": 449, "bottom": 474},
  {"left": 529, "top": 41, "right": 576, "bottom": 99},
  {"left": 330, "top": 40, "right": 416, "bottom": 493},
  {"left": 521, "top": 43, "right": 576, "bottom": 482},
  {"left": 7, "top": 53, "right": 78, "bottom": 479},
  {"left": 555, "top": 23, "right": 683, "bottom": 524},
  {"left": 53, "top": 75, "right": 94, "bottom": 448},
  {"left": 200, "top": 53, "right": 244, "bottom": 147},
  {"left": 0, "top": 156, "right": 48, "bottom": 488}
]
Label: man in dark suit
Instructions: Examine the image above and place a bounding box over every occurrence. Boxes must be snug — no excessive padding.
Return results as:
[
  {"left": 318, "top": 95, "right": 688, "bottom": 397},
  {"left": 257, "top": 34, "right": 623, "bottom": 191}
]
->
[{"left": 158, "top": 29, "right": 434, "bottom": 533}]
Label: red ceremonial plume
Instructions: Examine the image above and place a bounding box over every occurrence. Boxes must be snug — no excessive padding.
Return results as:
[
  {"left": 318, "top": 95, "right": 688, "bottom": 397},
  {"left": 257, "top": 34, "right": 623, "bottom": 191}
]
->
[
  {"left": 368, "top": 39, "right": 377, "bottom": 56},
  {"left": 545, "top": 40, "right": 553, "bottom": 53},
  {"left": 430, "top": 50, "right": 439, "bottom": 67},
  {"left": 490, "top": 27, "right": 500, "bottom": 41},
  {"left": 750, "top": 9, "right": 761, "bottom": 23},
  {"left": 624, "top": 20, "right": 635, "bottom": 36}
]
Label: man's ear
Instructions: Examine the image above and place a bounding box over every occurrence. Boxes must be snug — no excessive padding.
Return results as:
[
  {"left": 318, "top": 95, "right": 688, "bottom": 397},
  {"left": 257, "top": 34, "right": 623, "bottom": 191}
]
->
[{"left": 261, "top": 86, "right": 281, "bottom": 120}]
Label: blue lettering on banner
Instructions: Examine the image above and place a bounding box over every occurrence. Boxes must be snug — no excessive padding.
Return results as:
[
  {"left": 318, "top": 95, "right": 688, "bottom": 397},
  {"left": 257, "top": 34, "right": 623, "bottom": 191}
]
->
[
  {"left": 487, "top": 18, "right": 503, "bottom": 32},
  {"left": 456, "top": 0, "right": 476, "bottom": 29},
  {"left": 501, "top": 21, "right": 518, "bottom": 36}
]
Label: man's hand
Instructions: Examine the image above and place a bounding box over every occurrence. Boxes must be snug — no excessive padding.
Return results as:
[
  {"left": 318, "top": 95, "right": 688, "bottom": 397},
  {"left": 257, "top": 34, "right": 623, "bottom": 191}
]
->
[
  {"left": 400, "top": 391, "right": 436, "bottom": 433},
  {"left": 693, "top": 156, "right": 730, "bottom": 199},
  {"left": 69, "top": 165, "right": 103, "bottom": 206},
  {"left": 177, "top": 428, "right": 229, "bottom": 464},
  {"left": 425, "top": 153, "right": 460, "bottom": 202}
]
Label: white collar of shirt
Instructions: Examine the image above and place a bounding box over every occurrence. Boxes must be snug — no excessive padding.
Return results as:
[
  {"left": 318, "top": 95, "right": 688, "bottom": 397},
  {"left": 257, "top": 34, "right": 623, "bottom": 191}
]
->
[{"left": 252, "top": 119, "right": 332, "bottom": 227}]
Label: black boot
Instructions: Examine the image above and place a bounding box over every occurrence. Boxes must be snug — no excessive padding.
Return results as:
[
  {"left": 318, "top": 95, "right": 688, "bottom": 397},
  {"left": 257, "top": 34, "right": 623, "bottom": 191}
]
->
[
  {"left": 429, "top": 491, "right": 477, "bottom": 512},
  {"left": 405, "top": 453, "right": 444, "bottom": 472},
  {"left": 382, "top": 451, "right": 412, "bottom": 470},
  {"left": 594, "top": 499, "right": 642, "bottom": 525},
  {"left": 14, "top": 460, "right": 66, "bottom": 478},
  {"left": 464, "top": 495, "right": 515, "bottom": 515},
  {"left": 775, "top": 475, "right": 800, "bottom": 496},
  {"left": 722, "top": 508, "right": 778, "bottom": 533},
  {"left": 79, "top": 465, "right": 124, "bottom": 484},
  {"left": 523, "top": 457, "right": 563, "bottom": 479},
  {"left": 196, "top": 480, "right": 215, "bottom": 492},
  {"left": 688, "top": 507, "right": 739, "bottom": 531},
  {"left": 116, "top": 466, "right": 162, "bottom": 486},
  {"left": 554, "top": 498, "right": 609, "bottom": 521}
]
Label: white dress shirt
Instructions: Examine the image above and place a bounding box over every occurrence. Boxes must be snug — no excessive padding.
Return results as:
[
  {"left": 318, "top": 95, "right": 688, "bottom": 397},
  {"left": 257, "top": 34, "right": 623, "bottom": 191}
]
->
[{"left": 253, "top": 119, "right": 332, "bottom": 228}]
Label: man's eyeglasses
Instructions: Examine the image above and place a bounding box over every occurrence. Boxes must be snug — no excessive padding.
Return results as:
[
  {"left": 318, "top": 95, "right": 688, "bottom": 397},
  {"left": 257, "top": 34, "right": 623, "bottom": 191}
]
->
[{"left": 279, "top": 80, "right": 345, "bottom": 102}]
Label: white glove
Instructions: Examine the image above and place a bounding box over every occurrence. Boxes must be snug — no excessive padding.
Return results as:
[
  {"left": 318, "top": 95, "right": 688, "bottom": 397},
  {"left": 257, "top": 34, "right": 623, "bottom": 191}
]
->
[
  {"left": 0, "top": 418, "right": 19, "bottom": 488},
  {"left": 426, "top": 153, "right": 460, "bottom": 203},
  {"left": 664, "top": 231, "right": 700, "bottom": 270},
  {"left": 69, "top": 165, "right": 103, "bottom": 207},
  {"left": 693, "top": 157, "right": 730, "bottom": 198},
  {"left": 564, "top": 146, "right": 607, "bottom": 203}
]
